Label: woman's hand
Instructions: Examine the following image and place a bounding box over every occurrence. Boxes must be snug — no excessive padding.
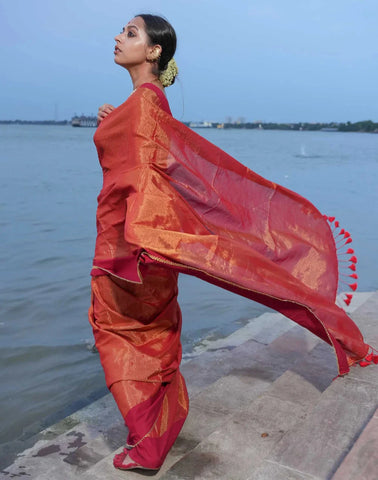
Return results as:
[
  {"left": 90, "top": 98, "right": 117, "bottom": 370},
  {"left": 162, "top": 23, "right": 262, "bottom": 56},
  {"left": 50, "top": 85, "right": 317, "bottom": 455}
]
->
[{"left": 97, "top": 104, "right": 115, "bottom": 124}]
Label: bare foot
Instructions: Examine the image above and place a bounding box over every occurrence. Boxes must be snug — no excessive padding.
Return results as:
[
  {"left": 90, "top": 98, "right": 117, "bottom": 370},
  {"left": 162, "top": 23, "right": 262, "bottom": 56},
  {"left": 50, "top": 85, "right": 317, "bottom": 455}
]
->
[{"left": 113, "top": 449, "right": 159, "bottom": 471}]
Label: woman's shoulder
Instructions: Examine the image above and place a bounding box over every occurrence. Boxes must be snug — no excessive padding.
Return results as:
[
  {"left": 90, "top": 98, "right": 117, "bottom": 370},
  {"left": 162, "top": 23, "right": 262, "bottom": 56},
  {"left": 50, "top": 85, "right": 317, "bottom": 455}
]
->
[{"left": 137, "top": 83, "right": 172, "bottom": 115}]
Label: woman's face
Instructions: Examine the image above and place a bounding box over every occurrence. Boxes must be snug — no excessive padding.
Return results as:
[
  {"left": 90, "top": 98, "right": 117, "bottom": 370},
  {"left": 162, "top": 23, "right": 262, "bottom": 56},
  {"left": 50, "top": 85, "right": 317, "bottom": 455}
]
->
[{"left": 114, "top": 17, "right": 155, "bottom": 68}]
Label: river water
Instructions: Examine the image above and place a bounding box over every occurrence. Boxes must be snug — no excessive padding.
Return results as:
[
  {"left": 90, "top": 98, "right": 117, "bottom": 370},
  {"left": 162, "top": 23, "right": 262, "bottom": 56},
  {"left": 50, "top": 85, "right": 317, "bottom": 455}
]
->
[{"left": 0, "top": 124, "right": 377, "bottom": 467}]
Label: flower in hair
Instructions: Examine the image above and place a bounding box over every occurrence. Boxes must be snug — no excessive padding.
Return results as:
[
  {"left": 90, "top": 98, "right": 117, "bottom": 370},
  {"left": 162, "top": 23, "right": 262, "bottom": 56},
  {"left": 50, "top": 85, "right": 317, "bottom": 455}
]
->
[{"left": 159, "top": 58, "right": 178, "bottom": 87}]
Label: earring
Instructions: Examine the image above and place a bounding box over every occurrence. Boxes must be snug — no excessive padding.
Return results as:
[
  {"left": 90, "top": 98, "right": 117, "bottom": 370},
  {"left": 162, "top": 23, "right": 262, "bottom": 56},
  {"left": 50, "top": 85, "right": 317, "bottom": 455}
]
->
[{"left": 147, "top": 48, "right": 161, "bottom": 63}]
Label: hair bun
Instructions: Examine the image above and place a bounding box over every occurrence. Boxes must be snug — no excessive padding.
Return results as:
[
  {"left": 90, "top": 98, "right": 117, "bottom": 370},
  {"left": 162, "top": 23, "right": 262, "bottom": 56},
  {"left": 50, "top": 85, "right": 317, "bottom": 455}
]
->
[{"left": 159, "top": 58, "right": 178, "bottom": 87}]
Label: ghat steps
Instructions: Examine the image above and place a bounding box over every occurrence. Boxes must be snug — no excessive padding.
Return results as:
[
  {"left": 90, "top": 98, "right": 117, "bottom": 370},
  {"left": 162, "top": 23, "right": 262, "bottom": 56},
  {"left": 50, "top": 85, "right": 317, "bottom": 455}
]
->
[{"left": 2, "top": 292, "right": 377, "bottom": 480}]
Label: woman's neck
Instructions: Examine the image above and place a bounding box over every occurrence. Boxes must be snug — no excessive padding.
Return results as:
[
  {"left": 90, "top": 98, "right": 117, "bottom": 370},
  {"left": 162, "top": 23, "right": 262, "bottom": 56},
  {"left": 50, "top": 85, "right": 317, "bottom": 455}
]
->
[{"left": 128, "top": 66, "right": 164, "bottom": 92}]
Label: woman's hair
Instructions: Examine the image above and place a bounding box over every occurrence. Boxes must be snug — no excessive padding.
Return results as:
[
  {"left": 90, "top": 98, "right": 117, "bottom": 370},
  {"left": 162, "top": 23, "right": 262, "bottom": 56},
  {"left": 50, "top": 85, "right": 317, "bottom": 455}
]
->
[{"left": 136, "top": 14, "right": 176, "bottom": 73}]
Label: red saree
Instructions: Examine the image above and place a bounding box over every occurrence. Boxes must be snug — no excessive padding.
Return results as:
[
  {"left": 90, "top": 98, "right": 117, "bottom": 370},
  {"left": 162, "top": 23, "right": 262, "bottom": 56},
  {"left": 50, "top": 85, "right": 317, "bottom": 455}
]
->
[{"left": 89, "top": 83, "right": 371, "bottom": 467}]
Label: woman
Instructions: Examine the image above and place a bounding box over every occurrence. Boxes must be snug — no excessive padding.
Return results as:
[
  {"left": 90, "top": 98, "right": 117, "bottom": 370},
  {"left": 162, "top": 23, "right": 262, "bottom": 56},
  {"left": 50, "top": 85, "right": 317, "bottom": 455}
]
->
[{"left": 89, "top": 13, "right": 375, "bottom": 472}]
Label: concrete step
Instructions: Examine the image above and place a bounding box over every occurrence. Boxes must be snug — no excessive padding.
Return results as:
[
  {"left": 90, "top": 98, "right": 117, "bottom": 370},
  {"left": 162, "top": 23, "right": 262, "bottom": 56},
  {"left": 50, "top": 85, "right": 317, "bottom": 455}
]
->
[
  {"left": 251, "top": 374, "right": 378, "bottom": 479},
  {"left": 77, "top": 325, "right": 326, "bottom": 480},
  {"left": 159, "top": 340, "right": 338, "bottom": 480},
  {"left": 158, "top": 294, "right": 378, "bottom": 480},
  {"left": 1, "top": 310, "right": 295, "bottom": 479},
  {"left": 249, "top": 293, "right": 378, "bottom": 480},
  {"left": 0, "top": 394, "right": 125, "bottom": 479},
  {"left": 2, "top": 292, "right": 374, "bottom": 479},
  {"left": 331, "top": 407, "right": 378, "bottom": 480}
]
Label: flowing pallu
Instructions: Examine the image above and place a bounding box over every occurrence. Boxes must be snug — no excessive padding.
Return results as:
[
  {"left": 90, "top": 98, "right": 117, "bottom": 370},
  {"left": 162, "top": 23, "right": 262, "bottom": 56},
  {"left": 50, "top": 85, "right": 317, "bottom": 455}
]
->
[{"left": 90, "top": 83, "right": 371, "bottom": 465}]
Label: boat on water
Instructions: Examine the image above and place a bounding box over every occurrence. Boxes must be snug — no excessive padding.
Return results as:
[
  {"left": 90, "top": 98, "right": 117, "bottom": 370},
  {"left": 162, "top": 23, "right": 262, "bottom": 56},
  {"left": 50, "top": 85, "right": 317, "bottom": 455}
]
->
[
  {"left": 71, "top": 116, "right": 97, "bottom": 127},
  {"left": 189, "top": 121, "right": 213, "bottom": 128}
]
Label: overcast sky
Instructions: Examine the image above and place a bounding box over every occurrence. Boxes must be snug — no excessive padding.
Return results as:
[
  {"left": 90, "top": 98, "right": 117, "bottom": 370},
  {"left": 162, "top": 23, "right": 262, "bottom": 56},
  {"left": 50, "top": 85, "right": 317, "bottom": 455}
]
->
[{"left": 1, "top": 0, "right": 377, "bottom": 122}]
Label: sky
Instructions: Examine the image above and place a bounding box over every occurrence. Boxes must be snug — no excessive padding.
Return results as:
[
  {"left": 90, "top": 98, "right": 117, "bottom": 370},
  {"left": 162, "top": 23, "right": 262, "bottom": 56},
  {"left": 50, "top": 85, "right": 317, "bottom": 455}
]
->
[{"left": 1, "top": 0, "right": 377, "bottom": 123}]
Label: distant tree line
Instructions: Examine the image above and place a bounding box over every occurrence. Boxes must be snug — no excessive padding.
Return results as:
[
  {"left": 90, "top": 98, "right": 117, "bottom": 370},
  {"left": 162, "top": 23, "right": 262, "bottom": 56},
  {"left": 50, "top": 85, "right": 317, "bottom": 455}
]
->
[
  {"left": 183, "top": 119, "right": 378, "bottom": 133},
  {"left": 221, "top": 120, "right": 378, "bottom": 133},
  {"left": 337, "top": 120, "right": 378, "bottom": 132},
  {"left": 0, "top": 120, "right": 69, "bottom": 125}
]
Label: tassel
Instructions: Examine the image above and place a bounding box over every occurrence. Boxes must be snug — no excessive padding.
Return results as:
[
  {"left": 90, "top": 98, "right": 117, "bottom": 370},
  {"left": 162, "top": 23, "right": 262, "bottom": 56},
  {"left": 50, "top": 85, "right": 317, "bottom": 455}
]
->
[
  {"left": 336, "top": 238, "right": 353, "bottom": 247},
  {"left": 338, "top": 248, "right": 355, "bottom": 255},
  {"left": 335, "top": 235, "right": 352, "bottom": 244},
  {"left": 326, "top": 215, "right": 359, "bottom": 309},
  {"left": 359, "top": 348, "right": 378, "bottom": 367},
  {"left": 343, "top": 293, "right": 354, "bottom": 306},
  {"left": 339, "top": 273, "right": 358, "bottom": 279},
  {"left": 359, "top": 360, "right": 371, "bottom": 367}
]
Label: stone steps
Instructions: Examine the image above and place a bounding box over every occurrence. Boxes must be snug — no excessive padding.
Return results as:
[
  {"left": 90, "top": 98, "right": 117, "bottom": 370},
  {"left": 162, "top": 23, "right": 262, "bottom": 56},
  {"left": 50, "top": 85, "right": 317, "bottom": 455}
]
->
[
  {"left": 250, "top": 370, "right": 378, "bottom": 479},
  {"left": 0, "top": 394, "right": 125, "bottom": 479},
  {"left": 77, "top": 325, "right": 324, "bottom": 479},
  {"left": 158, "top": 338, "right": 339, "bottom": 480},
  {"left": 331, "top": 407, "right": 378, "bottom": 480},
  {"left": 2, "top": 292, "right": 376, "bottom": 479},
  {"left": 1, "top": 310, "right": 295, "bottom": 478}
]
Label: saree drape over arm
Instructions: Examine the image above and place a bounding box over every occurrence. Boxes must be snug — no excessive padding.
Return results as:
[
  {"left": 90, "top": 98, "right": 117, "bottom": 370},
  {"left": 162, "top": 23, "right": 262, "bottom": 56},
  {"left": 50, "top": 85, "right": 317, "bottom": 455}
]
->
[{"left": 92, "top": 84, "right": 370, "bottom": 379}]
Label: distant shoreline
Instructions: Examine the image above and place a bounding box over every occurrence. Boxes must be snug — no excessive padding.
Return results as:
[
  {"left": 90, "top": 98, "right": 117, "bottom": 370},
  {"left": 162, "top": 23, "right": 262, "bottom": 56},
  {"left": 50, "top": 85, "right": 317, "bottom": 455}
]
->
[
  {"left": 1, "top": 119, "right": 377, "bottom": 133},
  {"left": 0, "top": 120, "right": 70, "bottom": 126}
]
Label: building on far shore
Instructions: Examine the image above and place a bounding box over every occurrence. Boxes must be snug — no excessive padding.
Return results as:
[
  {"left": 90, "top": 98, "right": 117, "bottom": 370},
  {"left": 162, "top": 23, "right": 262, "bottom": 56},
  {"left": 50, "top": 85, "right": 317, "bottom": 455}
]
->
[
  {"left": 71, "top": 115, "right": 97, "bottom": 127},
  {"left": 188, "top": 121, "right": 213, "bottom": 128}
]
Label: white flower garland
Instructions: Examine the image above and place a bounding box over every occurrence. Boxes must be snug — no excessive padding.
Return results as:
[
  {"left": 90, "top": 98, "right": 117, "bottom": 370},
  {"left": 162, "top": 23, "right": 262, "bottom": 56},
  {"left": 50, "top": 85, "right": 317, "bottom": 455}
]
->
[{"left": 159, "top": 58, "right": 178, "bottom": 87}]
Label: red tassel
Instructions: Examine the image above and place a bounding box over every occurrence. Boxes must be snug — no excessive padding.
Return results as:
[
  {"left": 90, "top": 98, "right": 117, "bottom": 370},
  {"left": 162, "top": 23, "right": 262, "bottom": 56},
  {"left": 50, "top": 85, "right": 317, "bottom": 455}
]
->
[
  {"left": 343, "top": 293, "right": 353, "bottom": 306},
  {"left": 328, "top": 215, "right": 360, "bottom": 308},
  {"left": 338, "top": 248, "right": 355, "bottom": 255},
  {"left": 359, "top": 360, "right": 371, "bottom": 367},
  {"left": 359, "top": 351, "right": 378, "bottom": 367}
]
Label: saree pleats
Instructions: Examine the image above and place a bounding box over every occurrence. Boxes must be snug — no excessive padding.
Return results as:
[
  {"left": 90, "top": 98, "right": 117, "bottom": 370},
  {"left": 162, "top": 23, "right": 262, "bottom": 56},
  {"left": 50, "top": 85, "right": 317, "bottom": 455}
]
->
[
  {"left": 88, "top": 268, "right": 188, "bottom": 467},
  {"left": 111, "top": 374, "right": 188, "bottom": 468}
]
